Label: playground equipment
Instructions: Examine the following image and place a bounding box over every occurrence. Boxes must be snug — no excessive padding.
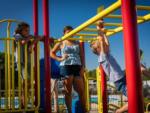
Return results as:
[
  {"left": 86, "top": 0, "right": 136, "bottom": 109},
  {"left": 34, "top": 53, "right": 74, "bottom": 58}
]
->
[
  {"left": 0, "top": 0, "right": 150, "bottom": 113},
  {"left": 0, "top": 19, "right": 41, "bottom": 113},
  {"left": 55, "top": 0, "right": 150, "bottom": 113}
]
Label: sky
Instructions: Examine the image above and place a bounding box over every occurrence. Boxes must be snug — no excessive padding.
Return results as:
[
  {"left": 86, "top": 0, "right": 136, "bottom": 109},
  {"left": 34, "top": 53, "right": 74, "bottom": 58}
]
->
[{"left": 0, "top": 0, "right": 150, "bottom": 70}]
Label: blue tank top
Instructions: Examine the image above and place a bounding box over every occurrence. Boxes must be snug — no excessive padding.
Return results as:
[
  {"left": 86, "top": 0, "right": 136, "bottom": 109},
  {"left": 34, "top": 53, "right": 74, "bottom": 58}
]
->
[{"left": 60, "top": 43, "right": 81, "bottom": 66}]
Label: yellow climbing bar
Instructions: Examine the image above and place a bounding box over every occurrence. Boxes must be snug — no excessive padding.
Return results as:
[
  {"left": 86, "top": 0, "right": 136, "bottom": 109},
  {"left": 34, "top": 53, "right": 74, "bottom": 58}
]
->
[
  {"left": 59, "top": 0, "right": 121, "bottom": 41},
  {"left": 92, "top": 22, "right": 122, "bottom": 26},
  {"left": 76, "top": 33, "right": 97, "bottom": 37},
  {"left": 55, "top": 36, "right": 97, "bottom": 43},
  {"left": 106, "top": 13, "right": 150, "bottom": 37},
  {"left": 106, "top": 14, "right": 145, "bottom": 20},
  {"left": 83, "top": 28, "right": 116, "bottom": 33},
  {"left": 104, "top": 23, "right": 122, "bottom": 26},
  {"left": 136, "top": 5, "right": 150, "bottom": 10},
  {"left": 0, "top": 19, "right": 20, "bottom": 23}
]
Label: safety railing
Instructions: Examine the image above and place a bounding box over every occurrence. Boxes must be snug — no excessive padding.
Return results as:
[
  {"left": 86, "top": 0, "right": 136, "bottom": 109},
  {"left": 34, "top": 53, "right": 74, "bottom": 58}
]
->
[
  {"left": 0, "top": 38, "right": 41, "bottom": 113},
  {"left": 0, "top": 19, "right": 40, "bottom": 113}
]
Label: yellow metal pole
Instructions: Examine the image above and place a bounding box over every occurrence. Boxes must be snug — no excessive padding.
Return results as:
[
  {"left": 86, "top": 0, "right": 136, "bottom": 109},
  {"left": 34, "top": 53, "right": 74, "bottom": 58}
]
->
[
  {"left": 56, "top": 11, "right": 150, "bottom": 41},
  {"left": 96, "top": 67, "right": 102, "bottom": 113},
  {"left": 0, "top": 19, "right": 20, "bottom": 24},
  {"left": 137, "top": 14, "right": 150, "bottom": 23},
  {"left": 4, "top": 39, "right": 8, "bottom": 109},
  {"left": 76, "top": 33, "right": 97, "bottom": 37},
  {"left": 59, "top": 0, "right": 121, "bottom": 41},
  {"left": 106, "top": 14, "right": 145, "bottom": 20},
  {"left": 16, "top": 42, "right": 21, "bottom": 110},
  {"left": 106, "top": 26, "right": 123, "bottom": 36},
  {"left": 37, "top": 42, "right": 41, "bottom": 109},
  {"left": 104, "top": 23, "right": 122, "bottom": 26},
  {"left": 24, "top": 44, "right": 28, "bottom": 109},
  {"left": 17, "top": 42, "right": 22, "bottom": 109},
  {"left": 7, "top": 21, "right": 11, "bottom": 109},
  {"left": 11, "top": 40, "right": 15, "bottom": 109},
  {"left": 83, "top": 28, "right": 115, "bottom": 32},
  {"left": 30, "top": 48, "right": 34, "bottom": 107},
  {"left": 0, "top": 38, "right": 15, "bottom": 40},
  {"left": 136, "top": 5, "right": 150, "bottom": 10},
  {"left": 84, "top": 28, "right": 97, "bottom": 32},
  {"left": 55, "top": 37, "right": 97, "bottom": 43},
  {"left": 106, "top": 13, "right": 150, "bottom": 37},
  {"left": 92, "top": 22, "right": 122, "bottom": 27}
]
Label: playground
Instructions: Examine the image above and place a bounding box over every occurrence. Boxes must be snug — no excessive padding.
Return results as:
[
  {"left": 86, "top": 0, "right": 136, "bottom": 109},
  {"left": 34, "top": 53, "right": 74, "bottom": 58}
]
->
[{"left": 0, "top": 0, "right": 150, "bottom": 113}]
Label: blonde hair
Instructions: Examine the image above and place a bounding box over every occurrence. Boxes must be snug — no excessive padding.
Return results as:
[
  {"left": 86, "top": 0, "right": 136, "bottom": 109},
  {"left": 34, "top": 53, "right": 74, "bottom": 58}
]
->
[{"left": 90, "top": 40, "right": 100, "bottom": 55}]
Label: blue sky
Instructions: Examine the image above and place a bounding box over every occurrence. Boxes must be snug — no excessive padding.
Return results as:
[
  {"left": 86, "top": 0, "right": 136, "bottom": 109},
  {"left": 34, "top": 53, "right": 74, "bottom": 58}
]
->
[{"left": 0, "top": 0, "right": 150, "bottom": 70}]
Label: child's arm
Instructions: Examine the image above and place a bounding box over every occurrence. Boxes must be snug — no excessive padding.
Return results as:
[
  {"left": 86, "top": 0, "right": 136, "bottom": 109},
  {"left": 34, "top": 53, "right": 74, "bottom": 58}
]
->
[
  {"left": 98, "top": 28, "right": 110, "bottom": 53},
  {"left": 50, "top": 42, "right": 68, "bottom": 62},
  {"left": 30, "top": 36, "right": 44, "bottom": 45},
  {"left": 21, "top": 35, "right": 33, "bottom": 45},
  {"left": 14, "top": 34, "right": 31, "bottom": 45},
  {"left": 99, "top": 37, "right": 105, "bottom": 54},
  {"left": 31, "top": 36, "right": 54, "bottom": 46},
  {"left": 99, "top": 28, "right": 109, "bottom": 46},
  {"left": 103, "top": 33, "right": 109, "bottom": 46},
  {"left": 97, "top": 35, "right": 108, "bottom": 54}
]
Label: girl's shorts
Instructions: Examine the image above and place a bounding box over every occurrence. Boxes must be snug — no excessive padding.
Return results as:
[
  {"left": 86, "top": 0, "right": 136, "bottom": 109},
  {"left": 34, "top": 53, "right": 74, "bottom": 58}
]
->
[{"left": 60, "top": 65, "right": 81, "bottom": 79}]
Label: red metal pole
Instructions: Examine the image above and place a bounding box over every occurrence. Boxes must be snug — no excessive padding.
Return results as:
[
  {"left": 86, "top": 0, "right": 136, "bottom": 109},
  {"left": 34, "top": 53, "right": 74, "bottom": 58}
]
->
[
  {"left": 33, "top": 0, "right": 38, "bottom": 106},
  {"left": 121, "top": 0, "right": 144, "bottom": 113},
  {"left": 99, "top": 65, "right": 107, "bottom": 113},
  {"left": 43, "top": 0, "right": 51, "bottom": 113}
]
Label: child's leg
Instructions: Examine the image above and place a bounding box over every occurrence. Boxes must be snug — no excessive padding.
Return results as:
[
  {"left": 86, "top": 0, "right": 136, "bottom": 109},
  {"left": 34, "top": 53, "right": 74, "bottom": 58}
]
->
[
  {"left": 73, "top": 76, "right": 87, "bottom": 113},
  {"left": 114, "top": 77, "right": 128, "bottom": 113},
  {"left": 63, "top": 76, "right": 73, "bottom": 113},
  {"left": 114, "top": 76, "right": 127, "bottom": 96},
  {"left": 53, "top": 81, "right": 58, "bottom": 112},
  {"left": 115, "top": 104, "right": 128, "bottom": 113},
  {"left": 51, "top": 79, "right": 59, "bottom": 112}
]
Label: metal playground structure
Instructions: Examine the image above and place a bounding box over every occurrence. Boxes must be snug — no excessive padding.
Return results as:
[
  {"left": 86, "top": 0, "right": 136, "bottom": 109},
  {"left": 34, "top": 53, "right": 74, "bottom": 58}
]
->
[{"left": 0, "top": 0, "right": 150, "bottom": 113}]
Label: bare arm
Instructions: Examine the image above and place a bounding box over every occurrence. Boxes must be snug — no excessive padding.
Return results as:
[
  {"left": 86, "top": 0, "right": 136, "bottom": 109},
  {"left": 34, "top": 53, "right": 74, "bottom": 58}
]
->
[
  {"left": 99, "top": 38, "right": 105, "bottom": 54},
  {"left": 99, "top": 29, "right": 109, "bottom": 46},
  {"left": 79, "top": 43, "right": 84, "bottom": 66},
  {"left": 103, "top": 33, "right": 109, "bottom": 46},
  {"left": 21, "top": 35, "right": 33, "bottom": 45},
  {"left": 97, "top": 35, "right": 108, "bottom": 54},
  {"left": 78, "top": 42, "right": 86, "bottom": 77},
  {"left": 50, "top": 42, "right": 68, "bottom": 62},
  {"left": 30, "top": 36, "right": 44, "bottom": 46}
]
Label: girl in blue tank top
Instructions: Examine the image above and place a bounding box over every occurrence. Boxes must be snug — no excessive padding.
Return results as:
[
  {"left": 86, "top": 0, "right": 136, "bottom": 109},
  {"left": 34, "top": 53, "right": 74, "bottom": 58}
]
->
[
  {"left": 50, "top": 26, "right": 87, "bottom": 113},
  {"left": 60, "top": 41, "right": 81, "bottom": 66}
]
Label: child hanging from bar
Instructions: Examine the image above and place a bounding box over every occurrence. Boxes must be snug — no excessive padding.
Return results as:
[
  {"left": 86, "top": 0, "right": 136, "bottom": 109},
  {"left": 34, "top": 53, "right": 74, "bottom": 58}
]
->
[
  {"left": 14, "top": 22, "right": 43, "bottom": 108},
  {"left": 90, "top": 19, "right": 150, "bottom": 113},
  {"left": 90, "top": 19, "right": 128, "bottom": 113}
]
